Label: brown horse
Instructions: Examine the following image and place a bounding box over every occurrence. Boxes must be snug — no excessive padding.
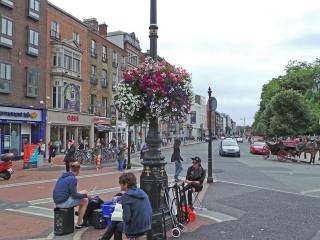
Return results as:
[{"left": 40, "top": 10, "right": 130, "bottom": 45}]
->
[{"left": 298, "top": 140, "right": 320, "bottom": 164}]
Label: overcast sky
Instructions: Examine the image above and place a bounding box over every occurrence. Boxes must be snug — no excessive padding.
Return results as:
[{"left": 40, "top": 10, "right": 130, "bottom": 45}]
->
[{"left": 49, "top": 0, "right": 320, "bottom": 126}]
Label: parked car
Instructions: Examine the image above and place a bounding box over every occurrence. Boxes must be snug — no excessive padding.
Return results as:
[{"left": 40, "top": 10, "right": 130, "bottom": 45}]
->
[
  {"left": 250, "top": 141, "right": 269, "bottom": 155},
  {"left": 219, "top": 139, "right": 240, "bottom": 157},
  {"left": 236, "top": 137, "right": 243, "bottom": 143}
]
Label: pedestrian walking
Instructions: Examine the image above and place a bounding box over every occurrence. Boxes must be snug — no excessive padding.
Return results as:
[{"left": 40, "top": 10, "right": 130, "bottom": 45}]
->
[
  {"left": 53, "top": 161, "right": 89, "bottom": 229},
  {"left": 64, "top": 143, "right": 76, "bottom": 172},
  {"left": 119, "top": 172, "right": 152, "bottom": 239},
  {"left": 171, "top": 139, "right": 184, "bottom": 182},
  {"left": 48, "top": 141, "right": 56, "bottom": 165},
  {"left": 140, "top": 143, "right": 148, "bottom": 159},
  {"left": 96, "top": 154, "right": 102, "bottom": 171},
  {"left": 118, "top": 142, "right": 126, "bottom": 171}
]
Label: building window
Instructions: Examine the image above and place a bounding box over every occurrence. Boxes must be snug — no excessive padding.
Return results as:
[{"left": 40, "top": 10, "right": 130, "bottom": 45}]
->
[
  {"left": 53, "top": 52, "right": 62, "bottom": 67},
  {"left": 64, "top": 50, "right": 72, "bottom": 71},
  {"left": 0, "top": 0, "right": 14, "bottom": 8},
  {"left": 0, "top": 62, "right": 11, "bottom": 93},
  {"left": 102, "top": 46, "right": 107, "bottom": 62},
  {"left": 90, "top": 65, "right": 97, "bottom": 84},
  {"left": 73, "top": 56, "right": 80, "bottom": 74},
  {"left": 91, "top": 40, "right": 97, "bottom": 58},
  {"left": 26, "top": 68, "right": 39, "bottom": 97},
  {"left": 90, "top": 94, "right": 97, "bottom": 114},
  {"left": 73, "top": 32, "right": 79, "bottom": 45},
  {"left": 53, "top": 86, "right": 62, "bottom": 109},
  {"left": 0, "top": 17, "right": 13, "bottom": 48},
  {"left": 128, "top": 53, "right": 138, "bottom": 66},
  {"left": 27, "top": 29, "right": 39, "bottom": 56},
  {"left": 28, "top": 0, "right": 40, "bottom": 20},
  {"left": 112, "top": 52, "right": 118, "bottom": 66},
  {"left": 102, "top": 97, "right": 108, "bottom": 117},
  {"left": 112, "top": 73, "right": 117, "bottom": 91},
  {"left": 101, "top": 69, "right": 107, "bottom": 88},
  {"left": 50, "top": 21, "right": 60, "bottom": 40}
]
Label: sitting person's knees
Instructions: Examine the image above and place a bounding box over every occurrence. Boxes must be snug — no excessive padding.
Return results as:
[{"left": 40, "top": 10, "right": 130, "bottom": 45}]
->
[{"left": 81, "top": 198, "right": 89, "bottom": 205}]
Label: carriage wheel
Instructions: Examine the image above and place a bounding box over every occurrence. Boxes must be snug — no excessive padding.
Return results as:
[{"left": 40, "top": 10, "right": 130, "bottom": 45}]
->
[{"left": 277, "top": 150, "right": 288, "bottom": 162}]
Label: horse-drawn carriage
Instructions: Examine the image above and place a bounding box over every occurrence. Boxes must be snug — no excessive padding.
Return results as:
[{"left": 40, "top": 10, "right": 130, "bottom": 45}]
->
[
  {"left": 263, "top": 140, "right": 302, "bottom": 162},
  {"left": 263, "top": 139, "right": 320, "bottom": 163}
]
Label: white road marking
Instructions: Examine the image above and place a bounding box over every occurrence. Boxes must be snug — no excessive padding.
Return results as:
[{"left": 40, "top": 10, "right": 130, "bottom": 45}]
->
[
  {"left": 300, "top": 188, "right": 320, "bottom": 195},
  {"left": 0, "top": 168, "right": 142, "bottom": 189},
  {"left": 6, "top": 207, "right": 54, "bottom": 219},
  {"left": 28, "top": 187, "right": 122, "bottom": 205},
  {"left": 218, "top": 179, "right": 320, "bottom": 198}
]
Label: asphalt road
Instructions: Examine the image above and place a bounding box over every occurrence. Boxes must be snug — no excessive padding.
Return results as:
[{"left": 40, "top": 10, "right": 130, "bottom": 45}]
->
[{"left": 161, "top": 141, "right": 320, "bottom": 240}]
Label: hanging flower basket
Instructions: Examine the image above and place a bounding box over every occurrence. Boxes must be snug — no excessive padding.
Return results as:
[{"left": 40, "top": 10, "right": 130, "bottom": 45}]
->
[{"left": 114, "top": 58, "right": 192, "bottom": 125}]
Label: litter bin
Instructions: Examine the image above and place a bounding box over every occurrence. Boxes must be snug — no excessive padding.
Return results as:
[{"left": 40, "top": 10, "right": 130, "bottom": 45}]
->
[{"left": 54, "top": 207, "right": 74, "bottom": 236}]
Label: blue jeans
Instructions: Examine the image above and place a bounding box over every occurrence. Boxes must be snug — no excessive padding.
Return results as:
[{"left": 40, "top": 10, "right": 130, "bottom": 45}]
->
[
  {"left": 118, "top": 159, "right": 124, "bottom": 171},
  {"left": 174, "top": 161, "right": 183, "bottom": 180}
]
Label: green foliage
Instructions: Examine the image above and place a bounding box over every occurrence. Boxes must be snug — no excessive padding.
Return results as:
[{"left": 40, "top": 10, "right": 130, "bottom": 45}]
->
[
  {"left": 253, "top": 59, "right": 320, "bottom": 136},
  {"left": 261, "top": 90, "right": 311, "bottom": 136}
]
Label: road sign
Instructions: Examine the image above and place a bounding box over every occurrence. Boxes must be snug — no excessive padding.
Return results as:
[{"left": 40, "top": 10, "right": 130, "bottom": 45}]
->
[{"left": 208, "top": 97, "right": 217, "bottom": 112}]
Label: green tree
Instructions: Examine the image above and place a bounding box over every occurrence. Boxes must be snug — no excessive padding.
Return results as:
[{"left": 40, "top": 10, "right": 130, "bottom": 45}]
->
[{"left": 261, "top": 89, "right": 311, "bottom": 136}]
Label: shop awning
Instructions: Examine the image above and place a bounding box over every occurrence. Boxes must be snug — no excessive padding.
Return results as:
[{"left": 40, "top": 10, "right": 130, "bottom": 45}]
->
[{"left": 94, "top": 124, "right": 115, "bottom": 132}]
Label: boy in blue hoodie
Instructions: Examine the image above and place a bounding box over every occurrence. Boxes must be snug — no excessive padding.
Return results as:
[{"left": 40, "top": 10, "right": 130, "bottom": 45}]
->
[
  {"left": 119, "top": 172, "right": 152, "bottom": 239},
  {"left": 53, "top": 161, "right": 89, "bottom": 229}
]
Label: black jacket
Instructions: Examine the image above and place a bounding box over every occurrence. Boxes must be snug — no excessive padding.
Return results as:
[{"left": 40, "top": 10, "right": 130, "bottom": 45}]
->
[
  {"left": 64, "top": 145, "right": 76, "bottom": 163},
  {"left": 186, "top": 165, "right": 206, "bottom": 184},
  {"left": 171, "top": 147, "right": 183, "bottom": 163}
]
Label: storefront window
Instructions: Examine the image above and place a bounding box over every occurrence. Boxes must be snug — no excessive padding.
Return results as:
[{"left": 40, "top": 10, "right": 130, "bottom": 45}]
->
[
  {"left": 0, "top": 123, "right": 20, "bottom": 154},
  {"left": 78, "top": 127, "right": 90, "bottom": 148},
  {"left": 66, "top": 126, "right": 75, "bottom": 142},
  {"left": 50, "top": 125, "right": 64, "bottom": 153}
]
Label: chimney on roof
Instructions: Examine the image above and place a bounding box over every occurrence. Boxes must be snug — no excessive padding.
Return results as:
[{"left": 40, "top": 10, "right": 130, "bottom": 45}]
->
[
  {"left": 98, "top": 23, "right": 108, "bottom": 37},
  {"left": 83, "top": 18, "right": 98, "bottom": 32}
]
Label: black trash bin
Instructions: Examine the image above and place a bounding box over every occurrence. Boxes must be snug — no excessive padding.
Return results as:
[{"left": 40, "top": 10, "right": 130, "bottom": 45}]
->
[{"left": 54, "top": 207, "right": 74, "bottom": 235}]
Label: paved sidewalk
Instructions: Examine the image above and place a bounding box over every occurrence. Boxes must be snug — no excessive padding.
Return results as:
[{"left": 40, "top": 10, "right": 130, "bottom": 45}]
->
[{"left": 0, "top": 140, "right": 215, "bottom": 240}]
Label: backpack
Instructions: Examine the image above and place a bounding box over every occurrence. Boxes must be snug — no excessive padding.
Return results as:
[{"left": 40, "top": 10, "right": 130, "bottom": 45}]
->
[{"left": 83, "top": 196, "right": 104, "bottom": 225}]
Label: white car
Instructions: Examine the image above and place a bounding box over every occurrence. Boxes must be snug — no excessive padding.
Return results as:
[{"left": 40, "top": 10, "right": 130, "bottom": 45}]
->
[{"left": 219, "top": 139, "right": 240, "bottom": 157}]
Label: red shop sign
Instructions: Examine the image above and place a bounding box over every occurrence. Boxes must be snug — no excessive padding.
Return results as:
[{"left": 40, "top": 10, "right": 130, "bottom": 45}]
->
[{"left": 67, "top": 115, "right": 79, "bottom": 122}]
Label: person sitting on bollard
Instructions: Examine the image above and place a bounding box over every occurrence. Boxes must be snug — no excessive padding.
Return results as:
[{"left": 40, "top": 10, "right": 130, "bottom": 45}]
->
[
  {"left": 119, "top": 172, "right": 152, "bottom": 239},
  {"left": 53, "top": 161, "right": 89, "bottom": 229},
  {"left": 184, "top": 156, "right": 206, "bottom": 210}
]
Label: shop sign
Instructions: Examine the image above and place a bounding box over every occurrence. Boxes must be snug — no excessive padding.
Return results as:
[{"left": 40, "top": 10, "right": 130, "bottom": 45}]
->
[
  {"left": 93, "top": 116, "right": 110, "bottom": 125},
  {"left": 0, "top": 106, "right": 42, "bottom": 122},
  {"left": 67, "top": 115, "right": 79, "bottom": 122}
]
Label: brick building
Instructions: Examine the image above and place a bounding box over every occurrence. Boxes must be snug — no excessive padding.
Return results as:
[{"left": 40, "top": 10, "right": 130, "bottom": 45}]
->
[
  {"left": 84, "top": 18, "right": 127, "bottom": 145},
  {"left": 45, "top": 2, "right": 94, "bottom": 153},
  {"left": 107, "top": 31, "right": 146, "bottom": 147},
  {"left": 0, "top": 0, "right": 47, "bottom": 155}
]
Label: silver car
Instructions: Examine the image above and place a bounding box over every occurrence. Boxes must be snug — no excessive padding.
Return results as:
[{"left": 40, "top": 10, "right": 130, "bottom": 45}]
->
[{"left": 219, "top": 139, "right": 240, "bottom": 157}]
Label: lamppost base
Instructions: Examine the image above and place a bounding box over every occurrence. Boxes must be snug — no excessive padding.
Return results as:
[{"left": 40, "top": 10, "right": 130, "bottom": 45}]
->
[
  {"left": 207, "top": 177, "right": 214, "bottom": 183},
  {"left": 126, "top": 163, "right": 132, "bottom": 169}
]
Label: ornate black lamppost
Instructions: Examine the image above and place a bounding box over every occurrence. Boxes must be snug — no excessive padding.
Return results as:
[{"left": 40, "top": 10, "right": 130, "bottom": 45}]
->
[
  {"left": 126, "top": 126, "right": 132, "bottom": 169},
  {"left": 140, "top": 0, "right": 168, "bottom": 239},
  {"left": 207, "top": 87, "right": 214, "bottom": 183}
]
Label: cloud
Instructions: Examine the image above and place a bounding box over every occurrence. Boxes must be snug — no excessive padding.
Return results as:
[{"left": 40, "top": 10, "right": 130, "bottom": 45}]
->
[{"left": 49, "top": 0, "right": 320, "bottom": 126}]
